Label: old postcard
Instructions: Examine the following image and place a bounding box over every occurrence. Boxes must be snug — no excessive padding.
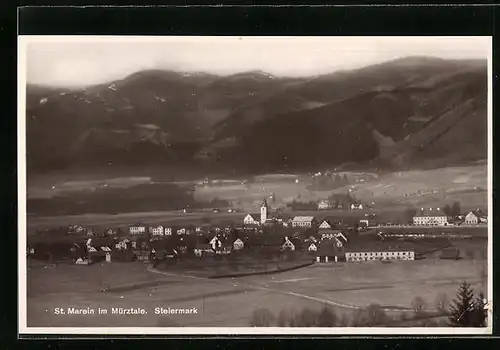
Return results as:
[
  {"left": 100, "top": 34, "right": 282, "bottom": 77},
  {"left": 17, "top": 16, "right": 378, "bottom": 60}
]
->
[{"left": 18, "top": 35, "right": 492, "bottom": 335}]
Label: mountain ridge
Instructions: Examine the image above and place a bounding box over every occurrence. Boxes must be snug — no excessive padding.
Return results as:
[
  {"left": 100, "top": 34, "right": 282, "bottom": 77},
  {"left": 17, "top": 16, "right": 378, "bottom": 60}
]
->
[{"left": 25, "top": 56, "right": 488, "bottom": 175}]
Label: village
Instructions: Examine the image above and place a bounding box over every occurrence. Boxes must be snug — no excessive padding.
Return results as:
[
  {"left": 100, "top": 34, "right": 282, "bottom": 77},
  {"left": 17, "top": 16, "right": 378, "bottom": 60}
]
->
[{"left": 27, "top": 195, "right": 488, "bottom": 270}]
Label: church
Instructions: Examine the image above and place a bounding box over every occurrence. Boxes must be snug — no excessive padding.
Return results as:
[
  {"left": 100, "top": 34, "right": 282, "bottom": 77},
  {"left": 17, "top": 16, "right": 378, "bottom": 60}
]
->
[{"left": 243, "top": 199, "right": 272, "bottom": 226}]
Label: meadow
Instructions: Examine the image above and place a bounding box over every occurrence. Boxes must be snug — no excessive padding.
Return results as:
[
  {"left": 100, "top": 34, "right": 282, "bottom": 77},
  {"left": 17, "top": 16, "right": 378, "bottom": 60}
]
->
[{"left": 27, "top": 249, "right": 487, "bottom": 327}]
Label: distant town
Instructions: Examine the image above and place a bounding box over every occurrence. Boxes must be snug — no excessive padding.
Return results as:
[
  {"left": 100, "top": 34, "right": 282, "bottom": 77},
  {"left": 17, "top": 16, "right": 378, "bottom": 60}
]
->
[{"left": 27, "top": 195, "right": 488, "bottom": 267}]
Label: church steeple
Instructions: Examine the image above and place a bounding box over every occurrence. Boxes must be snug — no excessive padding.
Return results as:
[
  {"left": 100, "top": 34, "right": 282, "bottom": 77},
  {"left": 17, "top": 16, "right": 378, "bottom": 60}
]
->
[{"left": 260, "top": 199, "right": 268, "bottom": 224}]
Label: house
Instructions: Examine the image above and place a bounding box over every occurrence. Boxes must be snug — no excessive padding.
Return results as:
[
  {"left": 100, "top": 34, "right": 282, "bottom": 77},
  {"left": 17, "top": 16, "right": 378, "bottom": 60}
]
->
[
  {"left": 177, "top": 228, "right": 186, "bottom": 235},
  {"left": 129, "top": 224, "right": 146, "bottom": 235},
  {"left": 464, "top": 210, "right": 488, "bottom": 225},
  {"left": 359, "top": 219, "right": 370, "bottom": 228},
  {"left": 413, "top": 208, "right": 451, "bottom": 226},
  {"left": 233, "top": 238, "right": 245, "bottom": 251},
  {"left": 281, "top": 237, "right": 296, "bottom": 252},
  {"left": 214, "top": 240, "right": 233, "bottom": 255},
  {"left": 243, "top": 213, "right": 260, "bottom": 226},
  {"left": 149, "top": 225, "right": 164, "bottom": 236},
  {"left": 318, "top": 219, "right": 334, "bottom": 230},
  {"left": 194, "top": 243, "right": 214, "bottom": 257},
  {"left": 164, "top": 227, "right": 172, "bottom": 236},
  {"left": 350, "top": 203, "right": 364, "bottom": 211},
  {"left": 345, "top": 249, "right": 415, "bottom": 262},
  {"left": 104, "top": 228, "right": 117, "bottom": 237},
  {"left": 308, "top": 243, "right": 318, "bottom": 252},
  {"left": 318, "top": 200, "right": 331, "bottom": 210},
  {"left": 292, "top": 216, "right": 316, "bottom": 228}
]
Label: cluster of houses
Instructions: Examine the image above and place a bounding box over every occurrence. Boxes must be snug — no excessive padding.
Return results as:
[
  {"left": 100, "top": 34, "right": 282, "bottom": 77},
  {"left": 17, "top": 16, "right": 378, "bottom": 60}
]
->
[{"left": 29, "top": 200, "right": 485, "bottom": 267}]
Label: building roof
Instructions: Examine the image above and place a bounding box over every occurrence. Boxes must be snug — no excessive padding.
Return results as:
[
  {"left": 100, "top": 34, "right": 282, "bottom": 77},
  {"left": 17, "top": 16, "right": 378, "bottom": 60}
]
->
[
  {"left": 415, "top": 208, "right": 448, "bottom": 217},
  {"left": 469, "top": 209, "right": 487, "bottom": 218},
  {"left": 195, "top": 243, "right": 212, "bottom": 250},
  {"left": 245, "top": 213, "right": 260, "bottom": 221},
  {"left": 292, "top": 216, "right": 315, "bottom": 223}
]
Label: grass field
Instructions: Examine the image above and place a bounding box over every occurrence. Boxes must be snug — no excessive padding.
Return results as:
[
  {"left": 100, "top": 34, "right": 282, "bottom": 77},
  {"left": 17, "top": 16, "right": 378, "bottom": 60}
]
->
[{"left": 27, "top": 251, "right": 487, "bottom": 327}]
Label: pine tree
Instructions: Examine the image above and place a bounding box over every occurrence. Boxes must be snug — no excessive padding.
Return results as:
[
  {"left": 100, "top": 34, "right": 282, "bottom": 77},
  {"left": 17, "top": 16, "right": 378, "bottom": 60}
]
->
[{"left": 448, "top": 281, "right": 475, "bottom": 327}]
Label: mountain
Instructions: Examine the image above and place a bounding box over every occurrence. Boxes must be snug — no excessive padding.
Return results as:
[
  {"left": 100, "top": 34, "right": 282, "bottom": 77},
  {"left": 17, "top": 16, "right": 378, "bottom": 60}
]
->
[{"left": 25, "top": 56, "right": 487, "bottom": 175}]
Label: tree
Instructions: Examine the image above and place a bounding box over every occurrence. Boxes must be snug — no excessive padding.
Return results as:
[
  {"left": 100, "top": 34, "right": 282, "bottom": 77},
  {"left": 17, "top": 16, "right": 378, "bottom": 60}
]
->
[
  {"left": 411, "top": 296, "right": 426, "bottom": 315},
  {"left": 451, "top": 201, "right": 461, "bottom": 217},
  {"left": 297, "top": 308, "right": 318, "bottom": 327},
  {"left": 338, "top": 313, "right": 350, "bottom": 327},
  {"left": 448, "top": 281, "right": 475, "bottom": 327},
  {"left": 404, "top": 207, "right": 417, "bottom": 223},
  {"left": 442, "top": 204, "right": 452, "bottom": 216},
  {"left": 317, "top": 306, "right": 337, "bottom": 327},
  {"left": 434, "top": 292, "right": 449, "bottom": 315},
  {"left": 364, "top": 304, "right": 388, "bottom": 326},
  {"left": 276, "top": 309, "right": 290, "bottom": 327},
  {"left": 470, "top": 292, "right": 488, "bottom": 327},
  {"left": 249, "top": 308, "right": 276, "bottom": 327}
]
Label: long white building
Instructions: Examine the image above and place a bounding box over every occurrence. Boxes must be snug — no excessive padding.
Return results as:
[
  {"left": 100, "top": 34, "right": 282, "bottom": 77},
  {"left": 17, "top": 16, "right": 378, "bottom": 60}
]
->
[{"left": 413, "top": 208, "right": 451, "bottom": 226}]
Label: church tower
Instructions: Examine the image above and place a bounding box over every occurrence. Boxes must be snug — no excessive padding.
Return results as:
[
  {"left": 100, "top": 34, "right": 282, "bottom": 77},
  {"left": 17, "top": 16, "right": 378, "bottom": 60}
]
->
[{"left": 260, "top": 199, "right": 268, "bottom": 224}]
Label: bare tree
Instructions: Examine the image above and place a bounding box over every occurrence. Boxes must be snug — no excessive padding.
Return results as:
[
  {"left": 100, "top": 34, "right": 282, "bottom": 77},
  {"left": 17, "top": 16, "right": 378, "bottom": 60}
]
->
[
  {"left": 337, "top": 313, "right": 350, "bottom": 327},
  {"left": 364, "top": 304, "right": 389, "bottom": 326},
  {"left": 276, "top": 309, "right": 290, "bottom": 327},
  {"left": 317, "top": 306, "right": 337, "bottom": 327},
  {"left": 411, "top": 296, "right": 426, "bottom": 315},
  {"left": 435, "top": 292, "right": 449, "bottom": 315},
  {"left": 297, "top": 308, "right": 318, "bottom": 327},
  {"left": 249, "top": 308, "right": 276, "bottom": 327}
]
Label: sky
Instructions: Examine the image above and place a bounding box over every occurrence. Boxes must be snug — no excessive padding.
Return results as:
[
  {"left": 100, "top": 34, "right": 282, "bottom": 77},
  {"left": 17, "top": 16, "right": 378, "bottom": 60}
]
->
[{"left": 22, "top": 36, "right": 491, "bottom": 87}]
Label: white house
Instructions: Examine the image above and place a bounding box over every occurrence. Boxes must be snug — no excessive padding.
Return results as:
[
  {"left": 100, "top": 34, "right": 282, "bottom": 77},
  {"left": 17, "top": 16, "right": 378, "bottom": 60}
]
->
[
  {"left": 149, "top": 225, "right": 164, "bottom": 236},
  {"left": 177, "top": 228, "right": 186, "bottom": 235},
  {"left": 129, "top": 225, "right": 146, "bottom": 235},
  {"left": 281, "top": 237, "right": 295, "bottom": 251},
  {"left": 233, "top": 238, "right": 245, "bottom": 251},
  {"left": 413, "top": 208, "right": 450, "bottom": 226},
  {"left": 210, "top": 236, "right": 222, "bottom": 250},
  {"left": 318, "top": 200, "right": 331, "bottom": 210},
  {"left": 350, "top": 203, "right": 363, "bottom": 211},
  {"left": 164, "top": 227, "right": 172, "bottom": 235},
  {"left": 308, "top": 243, "right": 318, "bottom": 252},
  {"left": 318, "top": 220, "right": 333, "bottom": 230},
  {"left": 292, "top": 216, "right": 316, "bottom": 228},
  {"left": 243, "top": 213, "right": 260, "bottom": 226},
  {"left": 465, "top": 210, "right": 488, "bottom": 225}
]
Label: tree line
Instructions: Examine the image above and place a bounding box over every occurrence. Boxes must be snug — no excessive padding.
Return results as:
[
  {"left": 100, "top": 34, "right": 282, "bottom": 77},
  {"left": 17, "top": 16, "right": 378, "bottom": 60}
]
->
[{"left": 249, "top": 281, "right": 487, "bottom": 327}]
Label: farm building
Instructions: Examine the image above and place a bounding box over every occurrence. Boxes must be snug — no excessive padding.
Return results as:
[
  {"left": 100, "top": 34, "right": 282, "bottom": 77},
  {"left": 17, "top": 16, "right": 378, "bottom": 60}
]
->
[
  {"left": 464, "top": 210, "right": 488, "bottom": 225},
  {"left": 345, "top": 248, "right": 415, "bottom": 262},
  {"left": 413, "top": 208, "right": 451, "bottom": 226},
  {"left": 292, "top": 216, "right": 317, "bottom": 228}
]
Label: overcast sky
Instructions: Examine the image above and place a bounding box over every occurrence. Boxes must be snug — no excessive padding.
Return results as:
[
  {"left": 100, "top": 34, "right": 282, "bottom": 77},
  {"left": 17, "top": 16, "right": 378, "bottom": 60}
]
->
[{"left": 22, "top": 36, "right": 491, "bottom": 87}]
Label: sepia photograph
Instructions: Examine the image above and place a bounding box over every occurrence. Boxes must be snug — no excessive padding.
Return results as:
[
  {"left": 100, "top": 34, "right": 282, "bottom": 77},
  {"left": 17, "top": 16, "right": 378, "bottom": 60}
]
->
[{"left": 18, "top": 35, "right": 492, "bottom": 334}]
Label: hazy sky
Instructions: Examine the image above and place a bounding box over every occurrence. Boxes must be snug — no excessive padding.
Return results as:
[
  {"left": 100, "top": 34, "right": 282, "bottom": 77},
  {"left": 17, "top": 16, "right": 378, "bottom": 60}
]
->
[{"left": 22, "top": 36, "right": 491, "bottom": 87}]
